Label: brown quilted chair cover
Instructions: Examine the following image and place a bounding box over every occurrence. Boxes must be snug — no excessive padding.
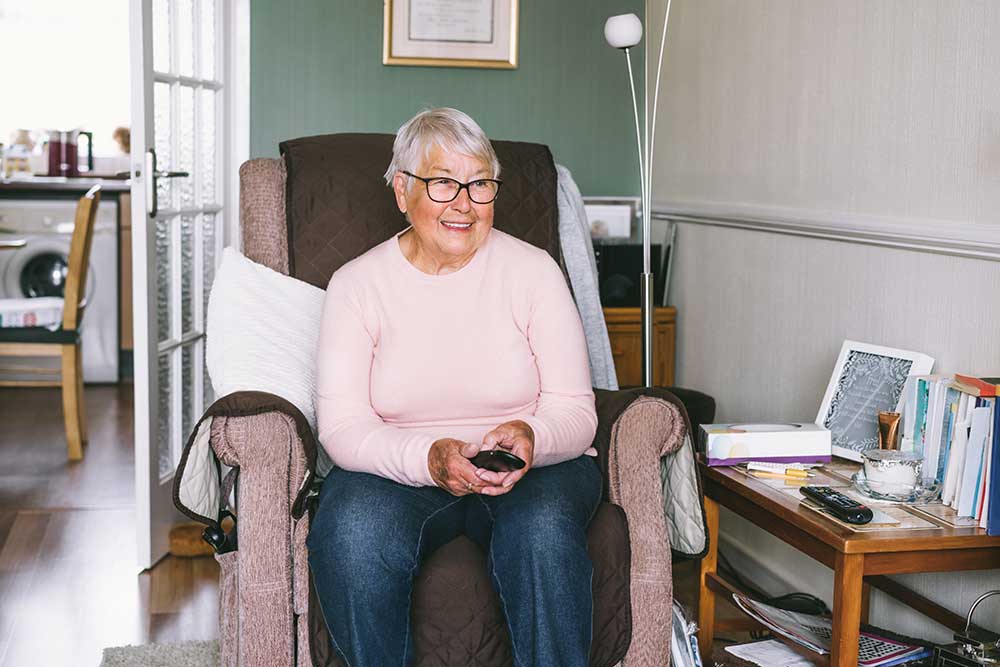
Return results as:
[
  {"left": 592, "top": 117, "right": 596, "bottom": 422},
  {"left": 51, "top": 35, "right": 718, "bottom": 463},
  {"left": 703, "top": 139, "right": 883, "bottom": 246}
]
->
[
  {"left": 277, "top": 133, "right": 633, "bottom": 666},
  {"left": 278, "top": 133, "right": 562, "bottom": 288},
  {"left": 308, "top": 504, "right": 632, "bottom": 667}
]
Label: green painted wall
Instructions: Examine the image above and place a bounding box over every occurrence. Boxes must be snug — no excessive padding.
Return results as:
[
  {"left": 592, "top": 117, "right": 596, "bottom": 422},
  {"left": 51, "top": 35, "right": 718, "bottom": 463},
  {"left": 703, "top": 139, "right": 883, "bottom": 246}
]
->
[{"left": 250, "top": 1, "right": 644, "bottom": 197}]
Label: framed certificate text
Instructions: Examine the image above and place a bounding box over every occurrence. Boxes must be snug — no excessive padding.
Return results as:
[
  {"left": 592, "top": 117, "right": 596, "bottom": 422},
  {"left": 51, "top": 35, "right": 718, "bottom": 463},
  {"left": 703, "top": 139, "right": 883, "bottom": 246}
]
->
[{"left": 383, "top": 0, "right": 519, "bottom": 69}]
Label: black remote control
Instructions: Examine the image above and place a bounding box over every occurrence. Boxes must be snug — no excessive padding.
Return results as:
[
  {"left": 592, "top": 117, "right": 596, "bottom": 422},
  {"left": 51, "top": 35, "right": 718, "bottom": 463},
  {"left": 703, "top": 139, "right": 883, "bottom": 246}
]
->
[{"left": 799, "top": 486, "right": 874, "bottom": 525}]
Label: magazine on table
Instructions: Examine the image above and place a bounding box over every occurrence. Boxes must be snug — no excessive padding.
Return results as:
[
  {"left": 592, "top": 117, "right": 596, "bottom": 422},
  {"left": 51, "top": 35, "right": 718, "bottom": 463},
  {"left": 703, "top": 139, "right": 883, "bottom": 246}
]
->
[{"left": 731, "top": 593, "right": 931, "bottom": 667}]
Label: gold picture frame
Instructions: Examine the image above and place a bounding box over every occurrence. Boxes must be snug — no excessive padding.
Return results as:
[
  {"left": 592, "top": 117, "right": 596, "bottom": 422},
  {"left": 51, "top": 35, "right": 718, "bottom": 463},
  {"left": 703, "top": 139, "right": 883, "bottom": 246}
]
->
[{"left": 383, "top": 0, "right": 519, "bottom": 69}]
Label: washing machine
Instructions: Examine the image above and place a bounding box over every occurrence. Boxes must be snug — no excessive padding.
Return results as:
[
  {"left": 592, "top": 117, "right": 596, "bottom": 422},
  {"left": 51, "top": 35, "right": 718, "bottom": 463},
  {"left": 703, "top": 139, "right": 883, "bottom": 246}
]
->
[{"left": 0, "top": 198, "right": 119, "bottom": 382}]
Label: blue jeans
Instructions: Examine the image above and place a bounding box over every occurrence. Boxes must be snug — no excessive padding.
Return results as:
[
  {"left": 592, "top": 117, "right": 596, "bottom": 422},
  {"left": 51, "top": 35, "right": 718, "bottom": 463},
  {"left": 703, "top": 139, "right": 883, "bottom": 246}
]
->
[{"left": 307, "top": 455, "right": 603, "bottom": 667}]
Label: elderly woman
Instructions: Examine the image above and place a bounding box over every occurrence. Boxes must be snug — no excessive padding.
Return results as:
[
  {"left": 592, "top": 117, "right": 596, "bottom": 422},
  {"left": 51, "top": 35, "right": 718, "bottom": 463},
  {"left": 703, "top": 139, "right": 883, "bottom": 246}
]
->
[{"left": 308, "top": 108, "right": 600, "bottom": 667}]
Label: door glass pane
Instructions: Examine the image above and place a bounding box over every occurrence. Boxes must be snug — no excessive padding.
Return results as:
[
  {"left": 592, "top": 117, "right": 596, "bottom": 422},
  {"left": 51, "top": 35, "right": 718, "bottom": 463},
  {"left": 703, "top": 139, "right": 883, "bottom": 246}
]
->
[
  {"left": 177, "top": 0, "right": 194, "bottom": 77},
  {"left": 157, "top": 352, "right": 174, "bottom": 478},
  {"left": 181, "top": 215, "right": 194, "bottom": 333},
  {"left": 202, "top": 212, "right": 216, "bottom": 321},
  {"left": 199, "top": 90, "right": 216, "bottom": 205},
  {"left": 200, "top": 0, "right": 216, "bottom": 80},
  {"left": 182, "top": 345, "right": 194, "bottom": 442},
  {"left": 154, "top": 82, "right": 173, "bottom": 208},
  {"left": 178, "top": 85, "right": 195, "bottom": 209},
  {"left": 153, "top": 0, "right": 170, "bottom": 73},
  {"left": 156, "top": 217, "right": 173, "bottom": 343}
]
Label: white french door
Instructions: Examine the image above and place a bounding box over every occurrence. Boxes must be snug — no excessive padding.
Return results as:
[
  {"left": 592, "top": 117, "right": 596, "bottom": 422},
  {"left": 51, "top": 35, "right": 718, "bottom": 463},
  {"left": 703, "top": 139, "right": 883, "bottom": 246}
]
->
[{"left": 129, "top": 0, "right": 243, "bottom": 569}]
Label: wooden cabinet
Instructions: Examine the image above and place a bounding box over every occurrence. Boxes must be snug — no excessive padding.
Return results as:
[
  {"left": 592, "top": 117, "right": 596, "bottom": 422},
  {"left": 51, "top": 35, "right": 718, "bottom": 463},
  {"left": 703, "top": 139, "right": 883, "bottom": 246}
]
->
[{"left": 603, "top": 307, "right": 676, "bottom": 387}]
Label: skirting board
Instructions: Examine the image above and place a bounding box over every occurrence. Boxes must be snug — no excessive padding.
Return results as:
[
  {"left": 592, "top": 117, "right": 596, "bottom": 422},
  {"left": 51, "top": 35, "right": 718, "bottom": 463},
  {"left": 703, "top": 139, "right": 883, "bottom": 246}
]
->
[{"left": 653, "top": 202, "right": 1000, "bottom": 262}]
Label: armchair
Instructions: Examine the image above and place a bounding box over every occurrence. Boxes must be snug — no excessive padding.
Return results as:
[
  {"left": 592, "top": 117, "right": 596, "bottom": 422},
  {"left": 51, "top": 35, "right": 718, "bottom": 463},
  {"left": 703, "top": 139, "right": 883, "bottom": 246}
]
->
[{"left": 184, "top": 135, "right": 712, "bottom": 667}]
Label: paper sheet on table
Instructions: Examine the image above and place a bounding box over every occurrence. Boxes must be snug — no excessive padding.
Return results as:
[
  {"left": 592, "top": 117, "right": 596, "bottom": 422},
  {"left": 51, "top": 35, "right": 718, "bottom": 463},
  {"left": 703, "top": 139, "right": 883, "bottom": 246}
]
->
[{"left": 725, "top": 640, "right": 814, "bottom": 667}]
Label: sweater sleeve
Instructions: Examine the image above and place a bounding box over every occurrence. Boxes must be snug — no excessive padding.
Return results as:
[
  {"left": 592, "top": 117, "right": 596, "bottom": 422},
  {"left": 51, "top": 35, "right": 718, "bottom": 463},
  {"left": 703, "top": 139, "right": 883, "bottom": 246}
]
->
[
  {"left": 315, "top": 273, "right": 436, "bottom": 487},
  {"left": 518, "top": 257, "right": 599, "bottom": 467}
]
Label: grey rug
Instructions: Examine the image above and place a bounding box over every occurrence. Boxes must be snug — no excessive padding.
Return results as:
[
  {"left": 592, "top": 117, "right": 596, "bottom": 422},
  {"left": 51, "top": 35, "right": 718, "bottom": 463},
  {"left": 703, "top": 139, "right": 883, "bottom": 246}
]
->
[{"left": 100, "top": 639, "right": 218, "bottom": 666}]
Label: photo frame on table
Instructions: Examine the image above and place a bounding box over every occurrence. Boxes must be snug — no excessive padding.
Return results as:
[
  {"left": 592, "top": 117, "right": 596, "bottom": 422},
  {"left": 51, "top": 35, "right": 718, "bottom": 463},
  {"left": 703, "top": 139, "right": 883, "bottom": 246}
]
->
[
  {"left": 816, "top": 340, "right": 935, "bottom": 461},
  {"left": 383, "top": 0, "right": 519, "bottom": 69}
]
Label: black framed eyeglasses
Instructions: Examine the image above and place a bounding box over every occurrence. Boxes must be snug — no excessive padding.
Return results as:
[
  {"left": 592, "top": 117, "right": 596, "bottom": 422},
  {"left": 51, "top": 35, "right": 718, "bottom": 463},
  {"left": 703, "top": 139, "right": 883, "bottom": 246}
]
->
[{"left": 402, "top": 171, "right": 503, "bottom": 204}]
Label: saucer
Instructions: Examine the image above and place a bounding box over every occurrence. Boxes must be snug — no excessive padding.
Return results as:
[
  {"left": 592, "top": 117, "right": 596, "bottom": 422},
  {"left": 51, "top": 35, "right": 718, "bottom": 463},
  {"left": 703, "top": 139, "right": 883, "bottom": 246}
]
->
[{"left": 851, "top": 471, "right": 941, "bottom": 503}]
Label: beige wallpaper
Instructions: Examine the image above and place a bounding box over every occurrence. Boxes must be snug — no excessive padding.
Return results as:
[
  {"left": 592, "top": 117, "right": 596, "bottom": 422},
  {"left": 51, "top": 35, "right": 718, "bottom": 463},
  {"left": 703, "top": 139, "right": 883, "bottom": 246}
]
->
[
  {"left": 648, "top": 0, "right": 1000, "bottom": 245},
  {"left": 646, "top": 0, "right": 1000, "bottom": 640}
]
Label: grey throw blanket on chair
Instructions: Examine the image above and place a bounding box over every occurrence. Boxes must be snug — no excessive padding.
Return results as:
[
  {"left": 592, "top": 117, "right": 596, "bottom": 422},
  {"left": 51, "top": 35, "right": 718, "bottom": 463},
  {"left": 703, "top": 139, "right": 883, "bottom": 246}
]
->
[{"left": 556, "top": 164, "right": 619, "bottom": 391}]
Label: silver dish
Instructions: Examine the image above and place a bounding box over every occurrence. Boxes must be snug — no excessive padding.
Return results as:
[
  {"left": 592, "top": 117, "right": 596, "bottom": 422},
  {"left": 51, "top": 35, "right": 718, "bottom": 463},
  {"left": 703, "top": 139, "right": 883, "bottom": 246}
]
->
[{"left": 851, "top": 471, "right": 941, "bottom": 503}]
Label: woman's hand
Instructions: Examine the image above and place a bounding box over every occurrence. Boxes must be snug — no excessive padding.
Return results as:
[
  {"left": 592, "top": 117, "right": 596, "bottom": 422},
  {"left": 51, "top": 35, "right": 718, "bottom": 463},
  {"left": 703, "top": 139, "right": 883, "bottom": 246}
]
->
[
  {"left": 474, "top": 420, "right": 535, "bottom": 496},
  {"left": 428, "top": 438, "right": 491, "bottom": 496}
]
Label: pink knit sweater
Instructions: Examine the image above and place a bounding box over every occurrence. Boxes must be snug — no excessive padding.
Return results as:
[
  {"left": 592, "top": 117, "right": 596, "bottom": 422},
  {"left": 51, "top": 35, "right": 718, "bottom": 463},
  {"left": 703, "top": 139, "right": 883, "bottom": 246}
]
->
[{"left": 316, "top": 227, "right": 598, "bottom": 487}]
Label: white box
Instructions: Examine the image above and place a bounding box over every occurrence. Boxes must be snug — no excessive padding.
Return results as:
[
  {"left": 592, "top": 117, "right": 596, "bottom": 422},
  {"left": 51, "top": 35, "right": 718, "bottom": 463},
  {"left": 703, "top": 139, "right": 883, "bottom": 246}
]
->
[{"left": 701, "top": 423, "right": 832, "bottom": 466}]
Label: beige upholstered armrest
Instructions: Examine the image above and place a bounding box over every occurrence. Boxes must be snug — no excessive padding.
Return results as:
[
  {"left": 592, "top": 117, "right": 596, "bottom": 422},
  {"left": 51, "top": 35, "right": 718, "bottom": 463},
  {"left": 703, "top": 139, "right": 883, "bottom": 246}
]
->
[
  {"left": 594, "top": 388, "right": 690, "bottom": 667},
  {"left": 210, "top": 409, "right": 313, "bottom": 667}
]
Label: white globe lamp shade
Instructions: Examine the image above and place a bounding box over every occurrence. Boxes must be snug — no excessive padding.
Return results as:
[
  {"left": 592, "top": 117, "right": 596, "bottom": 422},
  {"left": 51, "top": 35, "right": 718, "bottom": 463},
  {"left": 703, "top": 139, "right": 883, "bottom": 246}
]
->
[{"left": 604, "top": 13, "right": 643, "bottom": 49}]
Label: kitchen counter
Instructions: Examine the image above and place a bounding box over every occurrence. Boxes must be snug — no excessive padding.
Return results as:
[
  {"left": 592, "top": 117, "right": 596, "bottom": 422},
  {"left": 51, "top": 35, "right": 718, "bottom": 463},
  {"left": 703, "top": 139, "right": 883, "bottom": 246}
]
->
[{"left": 0, "top": 176, "right": 131, "bottom": 193}]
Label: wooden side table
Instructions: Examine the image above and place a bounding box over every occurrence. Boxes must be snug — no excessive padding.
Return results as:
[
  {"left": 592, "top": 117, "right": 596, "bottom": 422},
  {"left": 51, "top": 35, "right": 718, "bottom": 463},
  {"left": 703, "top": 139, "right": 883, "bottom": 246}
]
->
[
  {"left": 603, "top": 306, "right": 675, "bottom": 387},
  {"left": 697, "top": 460, "right": 1000, "bottom": 667}
]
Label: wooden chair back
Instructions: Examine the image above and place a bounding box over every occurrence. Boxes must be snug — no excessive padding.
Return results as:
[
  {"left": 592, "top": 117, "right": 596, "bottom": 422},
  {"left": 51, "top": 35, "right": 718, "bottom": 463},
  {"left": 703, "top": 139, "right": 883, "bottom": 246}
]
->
[{"left": 61, "top": 185, "right": 101, "bottom": 331}]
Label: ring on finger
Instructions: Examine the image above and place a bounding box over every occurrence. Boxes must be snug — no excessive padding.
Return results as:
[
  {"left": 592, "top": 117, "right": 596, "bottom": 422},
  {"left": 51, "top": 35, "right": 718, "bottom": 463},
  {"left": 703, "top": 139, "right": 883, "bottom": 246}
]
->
[{"left": 465, "top": 480, "right": 473, "bottom": 491}]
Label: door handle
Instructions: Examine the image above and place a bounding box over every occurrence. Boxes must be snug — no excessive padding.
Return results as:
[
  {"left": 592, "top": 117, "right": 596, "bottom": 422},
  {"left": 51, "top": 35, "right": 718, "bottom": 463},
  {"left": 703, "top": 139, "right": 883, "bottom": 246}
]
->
[
  {"left": 0, "top": 239, "right": 27, "bottom": 250},
  {"left": 145, "top": 148, "right": 190, "bottom": 217}
]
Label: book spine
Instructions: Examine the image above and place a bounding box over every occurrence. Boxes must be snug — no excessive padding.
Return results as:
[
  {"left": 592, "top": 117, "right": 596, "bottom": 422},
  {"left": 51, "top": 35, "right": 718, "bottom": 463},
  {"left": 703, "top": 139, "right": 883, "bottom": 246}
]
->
[
  {"left": 989, "top": 395, "right": 1000, "bottom": 535},
  {"left": 958, "top": 405, "right": 991, "bottom": 517},
  {"left": 979, "top": 401, "right": 995, "bottom": 527},
  {"left": 937, "top": 387, "right": 960, "bottom": 483},
  {"left": 913, "top": 379, "right": 929, "bottom": 456}
]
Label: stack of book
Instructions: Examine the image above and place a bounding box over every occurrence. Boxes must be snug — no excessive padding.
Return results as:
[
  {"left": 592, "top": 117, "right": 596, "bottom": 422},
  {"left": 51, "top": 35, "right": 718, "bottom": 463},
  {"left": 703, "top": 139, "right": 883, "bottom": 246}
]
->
[{"left": 901, "top": 374, "right": 1000, "bottom": 535}]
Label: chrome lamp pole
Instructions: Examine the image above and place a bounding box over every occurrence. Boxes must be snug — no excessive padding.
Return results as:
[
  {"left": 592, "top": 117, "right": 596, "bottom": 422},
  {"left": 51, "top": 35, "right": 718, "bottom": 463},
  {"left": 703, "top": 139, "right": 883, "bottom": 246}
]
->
[{"left": 604, "top": 4, "right": 672, "bottom": 388}]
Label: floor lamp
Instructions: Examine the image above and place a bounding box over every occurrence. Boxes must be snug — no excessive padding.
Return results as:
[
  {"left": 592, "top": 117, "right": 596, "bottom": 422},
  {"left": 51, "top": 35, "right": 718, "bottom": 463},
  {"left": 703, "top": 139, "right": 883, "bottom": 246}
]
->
[{"left": 605, "top": 4, "right": 672, "bottom": 388}]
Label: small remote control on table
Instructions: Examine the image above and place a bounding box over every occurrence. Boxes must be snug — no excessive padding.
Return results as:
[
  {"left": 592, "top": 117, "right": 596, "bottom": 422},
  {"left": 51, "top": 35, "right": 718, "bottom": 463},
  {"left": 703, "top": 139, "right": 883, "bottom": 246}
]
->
[{"left": 799, "top": 486, "right": 874, "bottom": 525}]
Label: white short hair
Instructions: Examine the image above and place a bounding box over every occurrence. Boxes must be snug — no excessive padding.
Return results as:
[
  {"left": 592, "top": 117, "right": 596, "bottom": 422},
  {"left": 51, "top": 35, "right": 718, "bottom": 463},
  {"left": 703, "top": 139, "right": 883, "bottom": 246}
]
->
[{"left": 384, "top": 108, "right": 501, "bottom": 187}]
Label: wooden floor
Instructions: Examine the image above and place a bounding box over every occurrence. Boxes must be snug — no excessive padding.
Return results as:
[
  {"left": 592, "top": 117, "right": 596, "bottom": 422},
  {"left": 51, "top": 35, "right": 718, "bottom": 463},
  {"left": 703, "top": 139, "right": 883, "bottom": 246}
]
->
[{"left": 0, "top": 385, "right": 218, "bottom": 667}]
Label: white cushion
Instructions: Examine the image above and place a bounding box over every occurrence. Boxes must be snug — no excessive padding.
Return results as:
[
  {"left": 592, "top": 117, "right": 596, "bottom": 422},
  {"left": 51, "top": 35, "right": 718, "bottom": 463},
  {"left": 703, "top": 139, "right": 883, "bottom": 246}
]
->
[{"left": 206, "top": 248, "right": 325, "bottom": 432}]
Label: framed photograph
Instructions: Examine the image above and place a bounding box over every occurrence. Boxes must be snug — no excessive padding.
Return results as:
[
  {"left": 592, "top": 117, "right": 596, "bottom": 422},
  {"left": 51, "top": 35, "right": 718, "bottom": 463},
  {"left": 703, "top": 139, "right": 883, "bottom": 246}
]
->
[
  {"left": 383, "top": 0, "right": 519, "bottom": 69},
  {"left": 583, "top": 197, "right": 639, "bottom": 240},
  {"left": 815, "top": 340, "right": 935, "bottom": 461}
]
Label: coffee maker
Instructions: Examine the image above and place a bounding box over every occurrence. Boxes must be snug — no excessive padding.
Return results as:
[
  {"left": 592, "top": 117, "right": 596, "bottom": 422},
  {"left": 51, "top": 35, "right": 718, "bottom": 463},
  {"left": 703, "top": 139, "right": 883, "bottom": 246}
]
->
[{"left": 47, "top": 130, "right": 94, "bottom": 177}]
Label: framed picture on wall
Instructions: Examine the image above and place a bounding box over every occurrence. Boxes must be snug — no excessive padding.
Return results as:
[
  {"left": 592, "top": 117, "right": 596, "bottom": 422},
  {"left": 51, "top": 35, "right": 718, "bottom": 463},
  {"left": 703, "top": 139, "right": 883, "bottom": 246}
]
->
[{"left": 383, "top": 0, "right": 519, "bottom": 69}]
